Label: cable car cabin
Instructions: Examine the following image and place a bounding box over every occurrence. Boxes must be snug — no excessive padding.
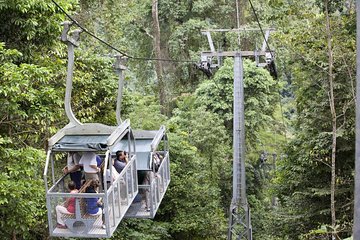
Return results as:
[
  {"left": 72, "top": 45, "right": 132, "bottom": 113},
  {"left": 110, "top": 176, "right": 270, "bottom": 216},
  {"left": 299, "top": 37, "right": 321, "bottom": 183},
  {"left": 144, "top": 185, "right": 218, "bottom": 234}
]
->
[
  {"left": 124, "top": 126, "right": 170, "bottom": 218},
  {"left": 43, "top": 120, "right": 138, "bottom": 238}
]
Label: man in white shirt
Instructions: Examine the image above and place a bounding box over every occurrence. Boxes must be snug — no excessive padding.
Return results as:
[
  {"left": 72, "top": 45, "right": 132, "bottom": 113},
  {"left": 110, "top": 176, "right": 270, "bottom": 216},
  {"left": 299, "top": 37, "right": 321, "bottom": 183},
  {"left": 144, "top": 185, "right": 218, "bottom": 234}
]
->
[{"left": 79, "top": 152, "right": 100, "bottom": 180}]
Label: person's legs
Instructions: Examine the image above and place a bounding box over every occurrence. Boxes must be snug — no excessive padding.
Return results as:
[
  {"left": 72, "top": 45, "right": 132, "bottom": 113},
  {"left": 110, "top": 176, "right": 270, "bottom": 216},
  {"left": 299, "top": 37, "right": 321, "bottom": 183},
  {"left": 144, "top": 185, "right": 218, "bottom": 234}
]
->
[
  {"left": 70, "top": 171, "right": 82, "bottom": 189},
  {"left": 56, "top": 205, "right": 71, "bottom": 226},
  {"left": 89, "top": 208, "right": 104, "bottom": 229},
  {"left": 98, "top": 204, "right": 105, "bottom": 228},
  {"left": 144, "top": 188, "right": 150, "bottom": 211},
  {"left": 141, "top": 174, "right": 150, "bottom": 211}
]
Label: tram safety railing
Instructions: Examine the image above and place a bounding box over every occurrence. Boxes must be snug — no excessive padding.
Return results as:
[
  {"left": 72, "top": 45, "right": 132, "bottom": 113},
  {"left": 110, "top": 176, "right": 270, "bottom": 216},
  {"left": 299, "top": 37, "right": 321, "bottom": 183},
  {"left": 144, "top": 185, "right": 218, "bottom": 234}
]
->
[
  {"left": 102, "top": 153, "right": 138, "bottom": 235},
  {"left": 151, "top": 151, "right": 170, "bottom": 212},
  {"left": 136, "top": 151, "right": 170, "bottom": 218}
]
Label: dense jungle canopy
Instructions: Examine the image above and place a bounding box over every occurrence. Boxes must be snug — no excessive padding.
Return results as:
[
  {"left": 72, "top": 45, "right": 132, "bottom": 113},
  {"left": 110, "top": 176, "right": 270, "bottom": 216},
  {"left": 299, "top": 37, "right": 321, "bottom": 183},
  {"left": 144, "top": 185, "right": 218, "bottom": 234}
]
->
[{"left": 0, "top": 0, "right": 357, "bottom": 239}]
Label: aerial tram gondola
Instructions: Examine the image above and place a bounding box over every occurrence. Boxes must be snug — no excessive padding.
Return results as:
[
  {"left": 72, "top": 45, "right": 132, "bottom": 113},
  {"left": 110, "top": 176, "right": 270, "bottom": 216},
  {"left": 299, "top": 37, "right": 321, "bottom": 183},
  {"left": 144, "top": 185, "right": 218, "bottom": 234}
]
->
[
  {"left": 112, "top": 55, "right": 170, "bottom": 219},
  {"left": 43, "top": 22, "right": 170, "bottom": 238},
  {"left": 125, "top": 128, "right": 170, "bottom": 218}
]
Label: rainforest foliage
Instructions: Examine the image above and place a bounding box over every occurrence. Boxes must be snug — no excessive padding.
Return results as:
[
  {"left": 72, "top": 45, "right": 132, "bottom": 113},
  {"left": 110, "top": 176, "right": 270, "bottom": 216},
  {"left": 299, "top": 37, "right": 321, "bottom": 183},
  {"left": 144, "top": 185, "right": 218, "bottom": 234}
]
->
[{"left": 0, "top": 0, "right": 356, "bottom": 239}]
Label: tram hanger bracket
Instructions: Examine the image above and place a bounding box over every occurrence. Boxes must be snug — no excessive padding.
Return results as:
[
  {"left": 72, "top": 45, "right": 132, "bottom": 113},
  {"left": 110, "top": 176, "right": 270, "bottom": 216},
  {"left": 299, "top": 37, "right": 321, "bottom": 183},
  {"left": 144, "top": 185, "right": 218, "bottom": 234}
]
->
[
  {"left": 61, "top": 21, "right": 82, "bottom": 47},
  {"left": 114, "top": 55, "right": 128, "bottom": 71}
]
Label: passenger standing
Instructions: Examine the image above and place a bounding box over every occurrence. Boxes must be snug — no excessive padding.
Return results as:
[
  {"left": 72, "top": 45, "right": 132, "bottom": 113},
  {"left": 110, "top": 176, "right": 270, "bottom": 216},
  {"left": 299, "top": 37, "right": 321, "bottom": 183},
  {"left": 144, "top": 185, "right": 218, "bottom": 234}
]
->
[
  {"left": 55, "top": 181, "right": 78, "bottom": 229},
  {"left": 79, "top": 152, "right": 100, "bottom": 181},
  {"left": 153, "top": 152, "right": 163, "bottom": 172},
  {"left": 141, "top": 171, "right": 153, "bottom": 212},
  {"left": 63, "top": 152, "right": 82, "bottom": 189},
  {"left": 96, "top": 155, "right": 103, "bottom": 167}
]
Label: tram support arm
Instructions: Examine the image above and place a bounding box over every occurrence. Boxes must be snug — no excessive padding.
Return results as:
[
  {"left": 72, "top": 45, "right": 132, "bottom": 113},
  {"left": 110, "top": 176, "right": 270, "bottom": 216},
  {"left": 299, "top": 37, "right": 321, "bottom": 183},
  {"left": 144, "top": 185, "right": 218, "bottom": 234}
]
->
[
  {"left": 60, "top": 21, "right": 82, "bottom": 126},
  {"left": 114, "top": 55, "right": 127, "bottom": 125}
]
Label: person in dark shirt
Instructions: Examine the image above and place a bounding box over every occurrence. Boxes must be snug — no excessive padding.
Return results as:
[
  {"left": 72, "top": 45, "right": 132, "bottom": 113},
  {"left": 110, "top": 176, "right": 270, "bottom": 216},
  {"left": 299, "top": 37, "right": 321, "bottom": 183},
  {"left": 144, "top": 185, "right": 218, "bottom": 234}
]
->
[
  {"left": 113, "top": 150, "right": 128, "bottom": 173},
  {"left": 85, "top": 180, "right": 105, "bottom": 228}
]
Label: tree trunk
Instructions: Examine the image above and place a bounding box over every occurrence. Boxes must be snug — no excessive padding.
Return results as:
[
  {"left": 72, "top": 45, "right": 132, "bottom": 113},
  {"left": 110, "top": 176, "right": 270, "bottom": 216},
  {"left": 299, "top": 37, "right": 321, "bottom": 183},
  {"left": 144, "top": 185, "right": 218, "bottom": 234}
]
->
[
  {"left": 324, "top": 1, "right": 337, "bottom": 239},
  {"left": 12, "top": 230, "right": 16, "bottom": 240},
  {"left": 152, "top": 0, "right": 165, "bottom": 113}
]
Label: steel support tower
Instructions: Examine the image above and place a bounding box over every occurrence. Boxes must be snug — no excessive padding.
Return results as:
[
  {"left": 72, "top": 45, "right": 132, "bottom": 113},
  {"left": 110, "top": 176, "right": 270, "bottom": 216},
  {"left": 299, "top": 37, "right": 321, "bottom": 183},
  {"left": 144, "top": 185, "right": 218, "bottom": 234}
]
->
[
  {"left": 228, "top": 54, "right": 252, "bottom": 240},
  {"left": 200, "top": 28, "right": 274, "bottom": 240}
]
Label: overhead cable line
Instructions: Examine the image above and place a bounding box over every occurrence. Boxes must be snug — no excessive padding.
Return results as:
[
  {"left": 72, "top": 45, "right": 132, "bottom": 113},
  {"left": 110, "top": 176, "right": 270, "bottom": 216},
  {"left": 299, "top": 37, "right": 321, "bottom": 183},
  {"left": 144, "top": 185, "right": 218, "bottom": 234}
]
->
[
  {"left": 235, "top": 0, "right": 241, "bottom": 46},
  {"left": 247, "top": 0, "right": 288, "bottom": 142},
  {"left": 247, "top": 0, "right": 336, "bottom": 78},
  {"left": 248, "top": 0, "right": 274, "bottom": 59},
  {"left": 50, "top": 0, "right": 196, "bottom": 63}
]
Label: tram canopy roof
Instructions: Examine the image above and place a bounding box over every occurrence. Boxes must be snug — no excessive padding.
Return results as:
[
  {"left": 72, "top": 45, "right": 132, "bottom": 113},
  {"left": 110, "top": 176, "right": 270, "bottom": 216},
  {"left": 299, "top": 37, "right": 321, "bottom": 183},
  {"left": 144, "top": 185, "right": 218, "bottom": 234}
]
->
[
  {"left": 48, "top": 121, "right": 130, "bottom": 152},
  {"left": 48, "top": 121, "right": 166, "bottom": 154},
  {"left": 53, "top": 134, "right": 109, "bottom": 151}
]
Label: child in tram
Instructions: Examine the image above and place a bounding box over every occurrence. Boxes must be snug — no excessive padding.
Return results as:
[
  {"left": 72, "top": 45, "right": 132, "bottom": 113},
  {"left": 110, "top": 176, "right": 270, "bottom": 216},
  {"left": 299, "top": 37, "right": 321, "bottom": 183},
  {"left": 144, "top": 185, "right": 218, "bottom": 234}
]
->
[
  {"left": 55, "top": 181, "right": 78, "bottom": 229},
  {"left": 85, "top": 179, "right": 105, "bottom": 229}
]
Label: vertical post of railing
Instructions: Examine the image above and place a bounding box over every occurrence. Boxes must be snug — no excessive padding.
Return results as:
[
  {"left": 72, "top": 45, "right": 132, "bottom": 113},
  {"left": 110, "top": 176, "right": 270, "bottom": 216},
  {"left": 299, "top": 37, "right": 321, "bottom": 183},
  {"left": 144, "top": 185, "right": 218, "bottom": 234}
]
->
[
  {"left": 117, "top": 179, "right": 122, "bottom": 216},
  {"left": 105, "top": 193, "right": 110, "bottom": 237},
  {"left": 130, "top": 163, "right": 134, "bottom": 197},
  {"left": 51, "top": 154, "right": 55, "bottom": 185},
  {"left": 166, "top": 153, "right": 170, "bottom": 182},
  {"left": 156, "top": 174, "right": 160, "bottom": 206},
  {"left": 112, "top": 190, "right": 116, "bottom": 227},
  {"left": 46, "top": 196, "right": 54, "bottom": 234},
  {"left": 44, "top": 150, "right": 51, "bottom": 193},
  {"left": 354, "top": 0, "right": 360, "bottom": 238},
  {"left": 110, "top": 154, "right": 114, "bottom": 187},
  {"left": 163, "top": 161, "right": 166, "bottom": 188},
  {"left": 128, "top": 129, "right": 131, "bottom": 160},
  {"left": 103, "top": 152, "right": 110, "bottom": 237},
  {"left": 167, "top": 155, "right": 170, "bottom": 183},
  {"left": 125, "top": 171, "right": 129, "bottom": 205},
  {"left": 149, "top": 180, "right": 154, "bottom": 217},
  {"left": 44, "top": 151, "right": 53, "bottom": 234},
  {"left": 155, "top": 180, "right": 158, "bottom": 213},
  {"left": 134, "top": 158, "right": 138, "bottom": 193}
]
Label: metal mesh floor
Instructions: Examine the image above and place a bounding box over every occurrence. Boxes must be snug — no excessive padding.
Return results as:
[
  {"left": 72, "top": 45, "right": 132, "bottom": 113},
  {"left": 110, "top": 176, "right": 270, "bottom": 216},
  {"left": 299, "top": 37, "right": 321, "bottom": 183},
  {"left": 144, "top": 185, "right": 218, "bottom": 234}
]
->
[{"left": 53, "top": 215, "right": 106, "bottom": 237}]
